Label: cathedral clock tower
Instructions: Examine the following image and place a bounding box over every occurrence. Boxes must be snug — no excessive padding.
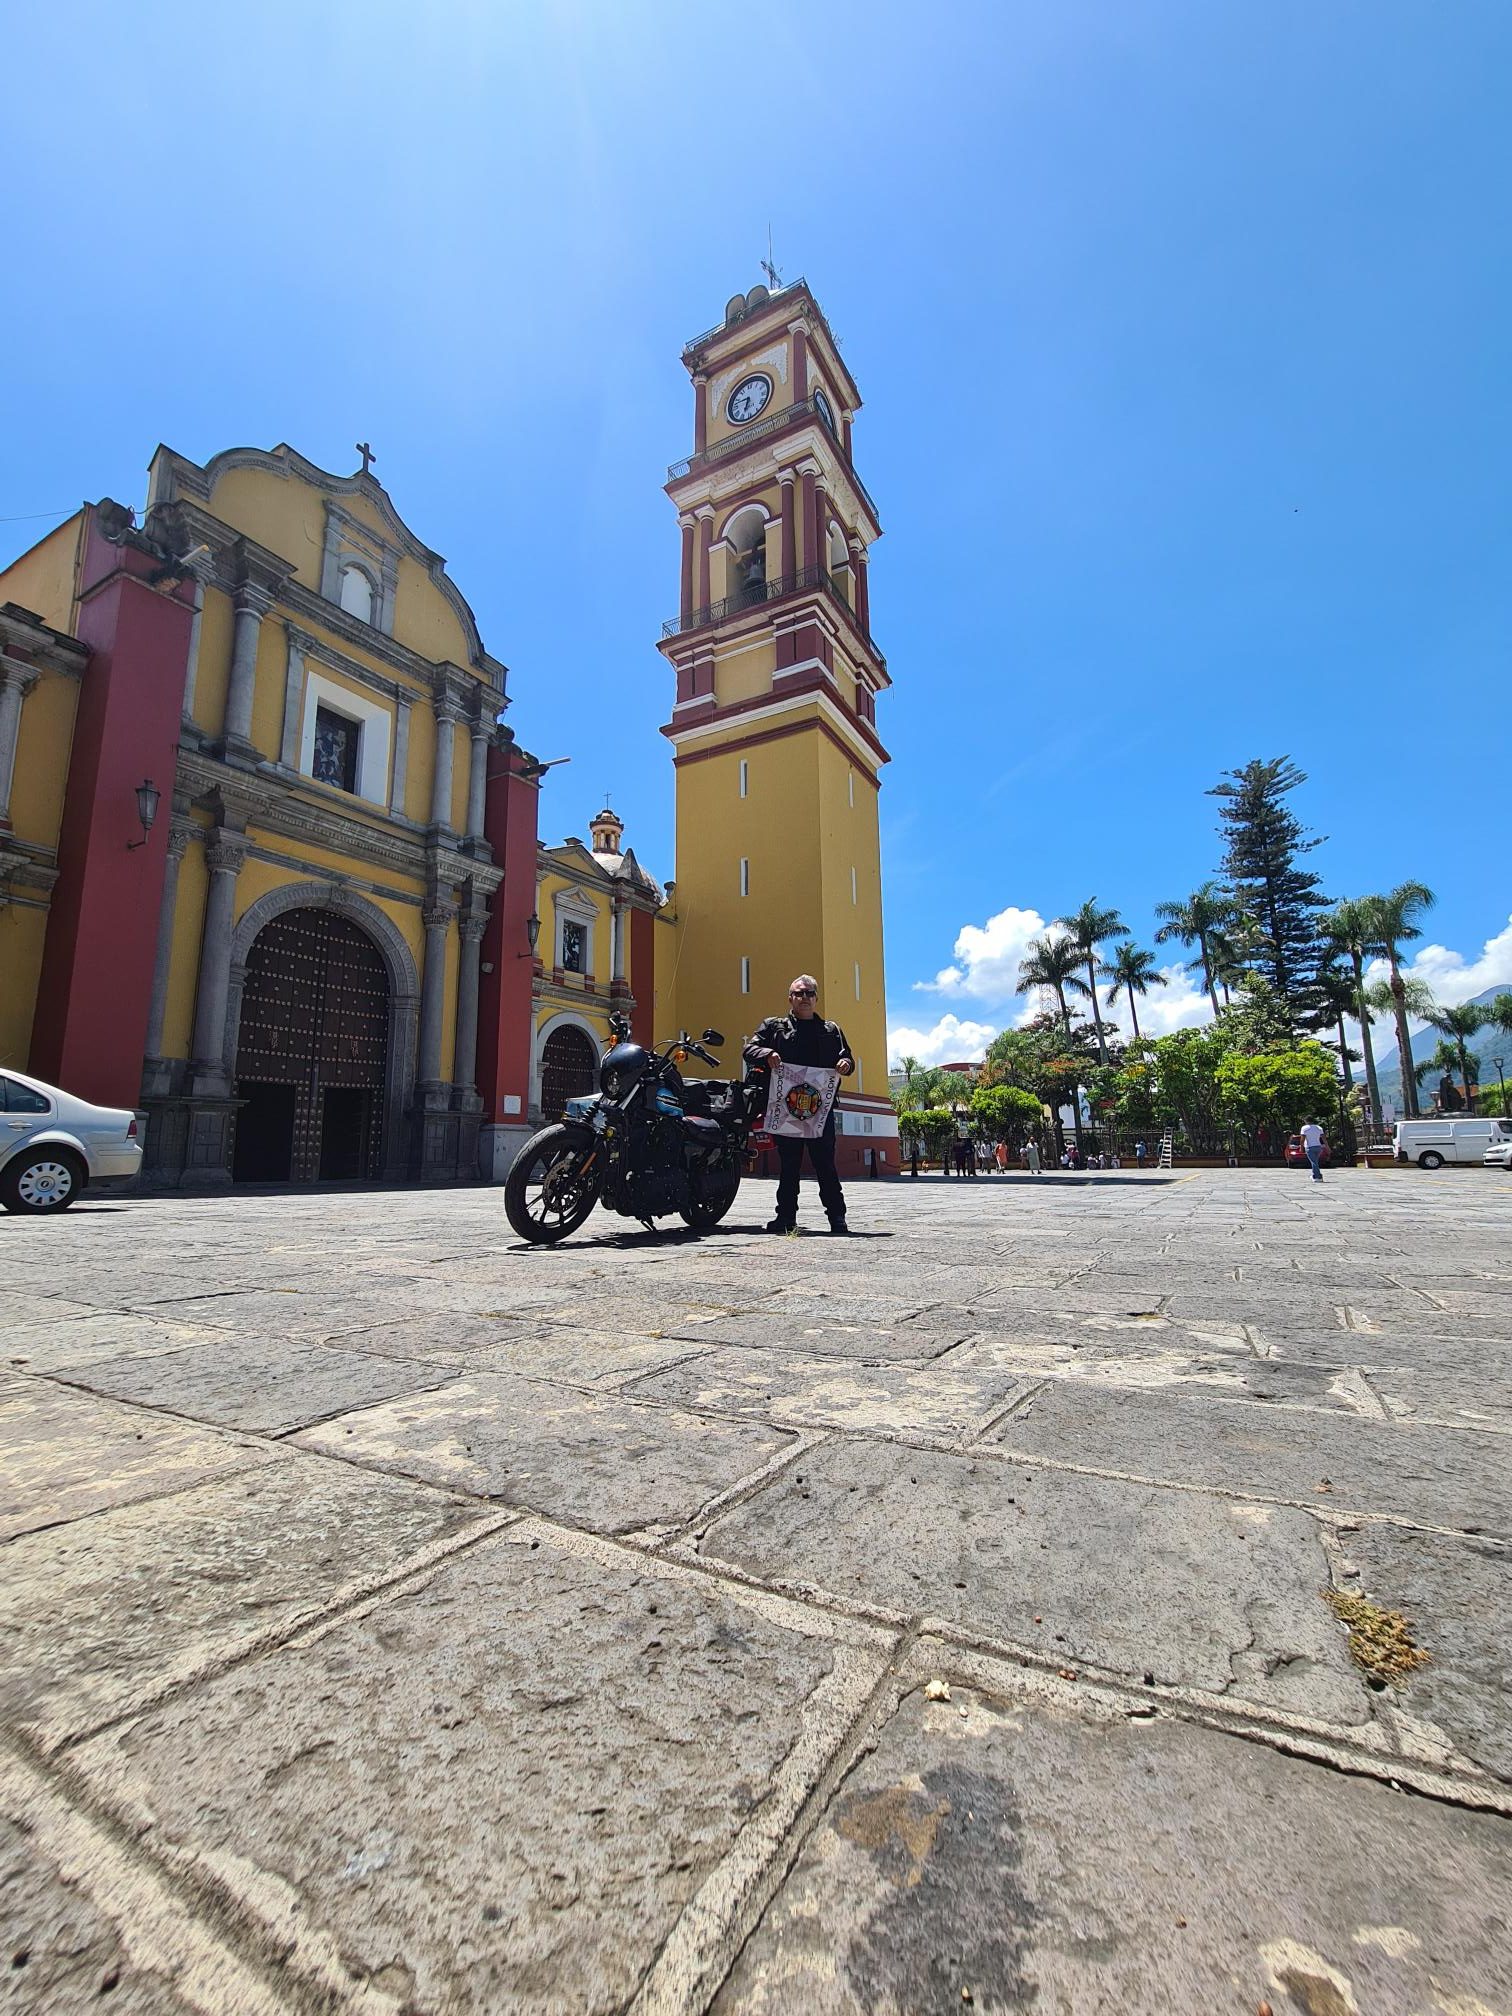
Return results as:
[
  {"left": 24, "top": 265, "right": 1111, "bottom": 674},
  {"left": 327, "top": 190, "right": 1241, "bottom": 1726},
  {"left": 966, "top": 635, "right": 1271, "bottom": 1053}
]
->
[{"left": 657, "top": 280, "right": 896, "bottom": 1174}]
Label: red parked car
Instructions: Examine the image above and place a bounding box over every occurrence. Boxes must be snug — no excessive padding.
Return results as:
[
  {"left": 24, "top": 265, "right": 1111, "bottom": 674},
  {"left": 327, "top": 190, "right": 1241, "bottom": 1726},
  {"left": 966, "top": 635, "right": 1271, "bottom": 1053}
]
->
[{"left": 1284, "top": 1133, "right": 1331, "bottom": 1168}]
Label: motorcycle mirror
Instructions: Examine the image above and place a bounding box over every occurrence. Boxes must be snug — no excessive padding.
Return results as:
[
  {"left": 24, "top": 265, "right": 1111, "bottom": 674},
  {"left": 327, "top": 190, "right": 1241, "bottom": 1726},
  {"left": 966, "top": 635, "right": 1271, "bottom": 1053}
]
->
[{"left": 702, "top": 1028, "right": 724, "bottom": 1046}]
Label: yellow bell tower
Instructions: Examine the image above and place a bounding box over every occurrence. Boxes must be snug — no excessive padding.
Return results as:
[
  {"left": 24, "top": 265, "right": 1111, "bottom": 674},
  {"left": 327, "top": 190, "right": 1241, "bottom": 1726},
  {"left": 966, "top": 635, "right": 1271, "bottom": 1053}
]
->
[{"left": 657, "top": 279, "right": 896, "bottom": 1175}]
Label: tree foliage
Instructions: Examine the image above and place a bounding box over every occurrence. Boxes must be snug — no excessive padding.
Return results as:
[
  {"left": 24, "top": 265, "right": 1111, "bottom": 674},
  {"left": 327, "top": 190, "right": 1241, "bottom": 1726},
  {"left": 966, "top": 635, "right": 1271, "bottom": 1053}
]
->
[{"left": 1208, "top": 757, "right": 1332, "bottom": 1026}]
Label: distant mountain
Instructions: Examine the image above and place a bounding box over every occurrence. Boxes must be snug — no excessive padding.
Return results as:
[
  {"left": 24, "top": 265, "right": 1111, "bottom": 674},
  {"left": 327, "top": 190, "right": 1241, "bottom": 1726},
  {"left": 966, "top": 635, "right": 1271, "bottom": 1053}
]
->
[{"left": 1362, "top": 985, "right": 1510, "bottom": 1107}]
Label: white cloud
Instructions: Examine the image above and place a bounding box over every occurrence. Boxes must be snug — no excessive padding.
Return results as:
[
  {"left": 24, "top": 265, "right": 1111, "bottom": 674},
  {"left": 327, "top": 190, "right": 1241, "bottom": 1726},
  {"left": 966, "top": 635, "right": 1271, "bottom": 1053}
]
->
[
  {"left": 1101, "top": 961, "right": 1216, "bottom": 1043},
  {"left": 913, "top": 906, "right": 1051, "bottom": 1000},
  {"left": 888, "top": 1014, "right": 1000, "bottom": 1070},
  {"left": 1364, "top": 915, "right": 1512, "bottom": 1014}
]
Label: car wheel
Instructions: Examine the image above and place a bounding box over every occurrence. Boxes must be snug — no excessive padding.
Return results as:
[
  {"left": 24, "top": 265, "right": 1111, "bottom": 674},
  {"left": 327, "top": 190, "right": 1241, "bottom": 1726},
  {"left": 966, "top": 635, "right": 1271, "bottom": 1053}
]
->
[
  {"left": 1417, "top": 1151, "right": 1445, "bottom": 1171},
  {"left": 1, "top": 1149, "right": 85, "bottom": 1214}
]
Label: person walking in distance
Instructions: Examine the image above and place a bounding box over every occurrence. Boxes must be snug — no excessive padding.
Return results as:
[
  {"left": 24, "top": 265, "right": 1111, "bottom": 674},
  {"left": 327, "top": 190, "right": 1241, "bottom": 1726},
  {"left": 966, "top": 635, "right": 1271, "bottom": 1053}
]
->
[
  {"left": 745, "top": 975, "right": 854, "bottom": 1234},
  {"left": 1025, "top": 1137, "right": 1042, "bottom": 1176},
  {"left": 1299, "top": 1116, "right": 1327, "bottom": 1183}
]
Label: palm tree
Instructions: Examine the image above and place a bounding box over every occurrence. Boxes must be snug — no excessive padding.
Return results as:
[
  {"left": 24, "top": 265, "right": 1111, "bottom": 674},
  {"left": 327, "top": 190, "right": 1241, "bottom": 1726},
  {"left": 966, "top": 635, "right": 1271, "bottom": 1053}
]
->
[
  {"left": 1015, "top": 933, "right": 1089, "bottom": 1034},
  {"left": 1427, "top": 1001, "right": 1489, "bottom": 1113},
  {"left": 1364, "top": 974, "right": 1436, "bottom": 1116},
  {"left": 1325, "top": 899, "right": 1383, "bottom": 1124},
  {"left": 1315, "top": 963, "right": 1360, "bottom": 1093},
  {"left": 898, "top": 1055, "right": 922, "bottom": 1104},
  {"left": 1153, "top": 884, "right": 1231, "bottom": 1017},
  {"left": 1017, "top": 934, "right": 1088, "bottom": 1145},
  {"left": 1101, "top": 942, "right": 1166, "bottom": 1044},
  {"left": 1057, "top": 901, "right": 1129, "bottom": 1066},
  {"left": 1490, "top": 992, "right": 1512, "bottom": 1037},
  {"left": 1362, "top": 882, "right": 1436, "bottom": 1117}
]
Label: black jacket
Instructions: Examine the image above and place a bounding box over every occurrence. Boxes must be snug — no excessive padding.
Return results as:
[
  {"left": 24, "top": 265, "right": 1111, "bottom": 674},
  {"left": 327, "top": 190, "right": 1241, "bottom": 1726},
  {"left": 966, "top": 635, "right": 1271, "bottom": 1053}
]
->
[{"left": 744, "top": 1014, "right": 853, "bottom": 1074}]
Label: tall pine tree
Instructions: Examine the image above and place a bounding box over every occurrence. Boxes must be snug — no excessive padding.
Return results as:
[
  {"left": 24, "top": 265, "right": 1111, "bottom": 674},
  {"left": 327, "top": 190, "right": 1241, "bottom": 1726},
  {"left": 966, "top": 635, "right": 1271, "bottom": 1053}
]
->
[{"left": 1208, "top": 757, "right": 1332, "bottom": 1028}]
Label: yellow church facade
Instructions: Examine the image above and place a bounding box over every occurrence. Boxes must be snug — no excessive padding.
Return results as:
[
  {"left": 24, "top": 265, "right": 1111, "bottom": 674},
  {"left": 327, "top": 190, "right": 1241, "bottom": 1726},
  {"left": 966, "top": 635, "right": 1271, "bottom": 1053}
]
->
[
  {"left": 656, "top": 280, "right": 896, "bottom": 1174},
  {"left": 0, "top": 444, "right": 539, "bottom": 1186}
]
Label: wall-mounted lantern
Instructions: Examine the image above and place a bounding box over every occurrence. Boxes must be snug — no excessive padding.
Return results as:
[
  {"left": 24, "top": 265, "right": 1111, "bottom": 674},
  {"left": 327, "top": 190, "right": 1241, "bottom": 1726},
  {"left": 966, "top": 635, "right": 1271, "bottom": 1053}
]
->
[
  {"left": 522, "top": 912, "right": 542, "bottom": 959},
  {"left": 126, "top": 778, "right": 161, "bottom": 851}
]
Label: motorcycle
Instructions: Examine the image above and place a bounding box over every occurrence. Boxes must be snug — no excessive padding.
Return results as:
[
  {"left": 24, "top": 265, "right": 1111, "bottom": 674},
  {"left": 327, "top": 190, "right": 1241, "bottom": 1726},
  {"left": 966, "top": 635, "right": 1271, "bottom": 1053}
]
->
[{"left": 503, "top": 1013, "right": 764, "bottom": 1244}]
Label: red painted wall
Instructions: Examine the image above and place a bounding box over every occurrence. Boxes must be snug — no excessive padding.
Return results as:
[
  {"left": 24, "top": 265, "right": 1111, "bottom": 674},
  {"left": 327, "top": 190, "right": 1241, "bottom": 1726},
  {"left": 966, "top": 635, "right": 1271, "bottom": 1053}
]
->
[
  {"left": 476, "top": 747, "right": 540, "bottom": 1122},
  {"left": 30, "top": 513, "right": 194, "bottom": 1109},
  {"left": 630, "top": 907, "right": 655, "bottom": 1049}
]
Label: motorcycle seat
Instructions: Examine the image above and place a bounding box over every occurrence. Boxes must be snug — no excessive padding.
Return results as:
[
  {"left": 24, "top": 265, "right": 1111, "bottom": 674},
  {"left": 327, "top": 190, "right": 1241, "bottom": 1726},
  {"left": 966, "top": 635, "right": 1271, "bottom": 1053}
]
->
[{"left": 680, "top": 1115, "right": 724, "bottom": 1143}]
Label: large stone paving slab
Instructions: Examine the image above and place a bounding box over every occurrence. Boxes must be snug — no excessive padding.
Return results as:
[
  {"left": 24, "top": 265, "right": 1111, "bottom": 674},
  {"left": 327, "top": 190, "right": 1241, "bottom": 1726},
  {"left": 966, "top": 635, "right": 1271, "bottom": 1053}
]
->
[
  {"left": 624, "top": 1349, "right": 1029, "bottom": 1441},
  {"left": 714, "top": 1679, "right": 1512, "bottom": 2015},
  {"left": 657, "top": 1311, "right": 969, "bottom": 1363},
  {"left": 295, "top": 1371, "right": 796, "bottom": 1532},
  {"left": 697, "top": 1437, "right": 1370, "bottom": 1723},
  {"left": 956, "top": 1337, "right": 1374, "bottom": 1411},
  {"left": 1, "top": 1313, "right": 227, "bottom": 1377},
  {"left": 67, "top": 1526, "right": 890, "bottom": 2016},
  {"left": 0, "top": 1458, "right": 497, "bottom": 1753},
  {"left": 984, "top": 1383, "right": 1512, "bottom": 1534},
  {"left": 0, "top": 1384, "right": 273, "bottom": 1541},
  {"left": 0, "top": 1812, "right": 195, "bottom": 2013},
  {"left": 50, "top": 1337, "right": 458, "bottom": 1435},
  {"left": 1341, "top": 1523, "right": 1512, "bottom": 1783}
]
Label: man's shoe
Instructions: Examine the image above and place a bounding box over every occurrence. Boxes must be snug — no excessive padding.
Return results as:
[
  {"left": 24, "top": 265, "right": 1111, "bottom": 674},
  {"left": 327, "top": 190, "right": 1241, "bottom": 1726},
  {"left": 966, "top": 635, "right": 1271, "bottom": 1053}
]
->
[
  {"left": 765, "top": 1217, "right": 796, "bottom": 1234},
  {"left": 828, "top": 1218, "right": 850, "bottom": 1235}
]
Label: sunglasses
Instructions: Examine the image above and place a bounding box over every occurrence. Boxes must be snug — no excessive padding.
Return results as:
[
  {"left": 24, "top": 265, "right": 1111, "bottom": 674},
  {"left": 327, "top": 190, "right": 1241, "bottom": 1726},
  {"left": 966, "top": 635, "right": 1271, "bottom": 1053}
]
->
[{"left": 789, "top": 988, "right": 817, "bottom": 998}]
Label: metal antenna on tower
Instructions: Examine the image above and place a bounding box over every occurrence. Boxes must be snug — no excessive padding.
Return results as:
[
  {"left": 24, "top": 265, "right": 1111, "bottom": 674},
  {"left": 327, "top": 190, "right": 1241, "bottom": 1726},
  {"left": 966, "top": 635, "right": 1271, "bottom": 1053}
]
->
[{"left": 761, "top": 225, "right": 782, "bottom": 292}]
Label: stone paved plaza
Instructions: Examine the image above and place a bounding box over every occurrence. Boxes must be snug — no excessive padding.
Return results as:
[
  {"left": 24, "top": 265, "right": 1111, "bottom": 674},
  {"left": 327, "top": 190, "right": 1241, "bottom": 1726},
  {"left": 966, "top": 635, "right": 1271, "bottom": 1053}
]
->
[{"left": 4, "top": 1167, "right": 1511, "bottom": 2014}]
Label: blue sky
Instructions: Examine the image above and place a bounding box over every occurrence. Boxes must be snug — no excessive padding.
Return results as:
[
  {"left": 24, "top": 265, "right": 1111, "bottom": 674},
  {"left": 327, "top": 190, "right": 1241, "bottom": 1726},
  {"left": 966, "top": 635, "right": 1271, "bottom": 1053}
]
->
[{"left": 7, "top": 1, "right": 1507, "bottom": 1063}]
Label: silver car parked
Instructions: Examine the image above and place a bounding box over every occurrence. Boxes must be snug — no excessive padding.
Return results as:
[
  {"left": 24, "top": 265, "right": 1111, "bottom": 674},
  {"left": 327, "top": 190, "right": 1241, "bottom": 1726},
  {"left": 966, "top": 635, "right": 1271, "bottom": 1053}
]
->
[{"left": 0, "top": 1069, "right": 142, "bottom": 1215}]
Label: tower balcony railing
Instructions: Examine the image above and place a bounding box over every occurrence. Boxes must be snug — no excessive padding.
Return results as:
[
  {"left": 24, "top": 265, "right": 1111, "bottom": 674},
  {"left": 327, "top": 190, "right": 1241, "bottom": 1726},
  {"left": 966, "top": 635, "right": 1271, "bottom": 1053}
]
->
[
  {"left": 667, "top": 396, "right": 879, "bottom": 522},
  {"left": 660, "top": 562, "right": 886, "bottom": 671}
]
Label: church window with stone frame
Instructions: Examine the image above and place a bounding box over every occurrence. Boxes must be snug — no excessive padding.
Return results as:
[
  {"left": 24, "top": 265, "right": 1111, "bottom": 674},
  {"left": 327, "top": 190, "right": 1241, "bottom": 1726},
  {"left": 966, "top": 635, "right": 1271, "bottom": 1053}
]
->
[
  {"left": 741, "top": 956, "right": 751, "bottom": 995},
  {"left": 337, "top": 562, "right": 376, "bottom": 624},
  {"left": 313, "top": 705, "right": 361, "bottom": 794},
  {"left": 739, "top": 759, "right": 749, "bottom": 798},
  {"left": 561, "top": 920, "right": 586, "bottom": 974}
]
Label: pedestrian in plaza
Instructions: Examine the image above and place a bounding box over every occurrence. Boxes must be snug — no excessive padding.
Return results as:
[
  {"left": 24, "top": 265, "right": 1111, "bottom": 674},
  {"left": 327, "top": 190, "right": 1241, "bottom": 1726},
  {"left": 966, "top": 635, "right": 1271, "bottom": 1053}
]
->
[
  {"left": 1135, "top": 1138, "right": 1148, "bottom": 1172},
  {"left": 1025, "top": 1138, "right": 1042, "bottom": 1175},
  {"left": 1299, "top": 1116, "right": 1327, "bottom": 1183},
  {"left": 745, "top": 974, "right": 854, "bottom": 1234}
]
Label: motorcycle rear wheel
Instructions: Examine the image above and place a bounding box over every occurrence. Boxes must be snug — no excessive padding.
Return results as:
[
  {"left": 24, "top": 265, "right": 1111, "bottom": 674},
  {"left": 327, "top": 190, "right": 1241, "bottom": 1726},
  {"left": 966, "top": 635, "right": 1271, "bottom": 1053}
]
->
[
  {"left": 680, "top": 1172, "right": 740, "bottom": 1231},
  {"left": 504, "top": 1125, "right": 601, "bottom": 1243}
]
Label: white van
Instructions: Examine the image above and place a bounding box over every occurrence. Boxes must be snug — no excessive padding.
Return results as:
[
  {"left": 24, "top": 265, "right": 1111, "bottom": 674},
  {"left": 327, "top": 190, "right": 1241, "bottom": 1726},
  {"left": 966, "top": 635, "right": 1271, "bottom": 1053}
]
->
[{"left": 1394, "top": 1116, "right": 1512, "bottom": 1169}]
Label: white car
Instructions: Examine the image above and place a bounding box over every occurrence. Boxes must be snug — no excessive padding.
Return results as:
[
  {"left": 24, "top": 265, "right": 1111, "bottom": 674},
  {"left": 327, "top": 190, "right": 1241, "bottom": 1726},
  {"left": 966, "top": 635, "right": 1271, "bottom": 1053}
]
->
[
  {"left": 1393, "top": 1115, "right": 1512, "bottom": 1170},
  {"left": 0, "top": 1069, "right": 142, "bottom": 1215},
  {"left": 1485, "top": 1138, "right": 1512, "bottom": 1171}
]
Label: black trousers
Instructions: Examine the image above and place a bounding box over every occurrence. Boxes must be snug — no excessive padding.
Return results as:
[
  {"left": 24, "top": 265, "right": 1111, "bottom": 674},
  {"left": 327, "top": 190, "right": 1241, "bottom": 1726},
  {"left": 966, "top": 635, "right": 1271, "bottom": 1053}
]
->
[{"left": 775, "top": 1121, "right": 845, "bottom": 1224}]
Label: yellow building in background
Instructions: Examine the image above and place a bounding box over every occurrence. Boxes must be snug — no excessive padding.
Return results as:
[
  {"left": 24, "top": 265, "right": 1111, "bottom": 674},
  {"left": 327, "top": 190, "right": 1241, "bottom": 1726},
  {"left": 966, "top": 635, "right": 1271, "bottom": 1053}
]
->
[
  {"left": 656, "top": 281, "right": 896, "bottom": 1173},
  {"left": 0, "top": 445, "right": 535, "bottom": 1186}
]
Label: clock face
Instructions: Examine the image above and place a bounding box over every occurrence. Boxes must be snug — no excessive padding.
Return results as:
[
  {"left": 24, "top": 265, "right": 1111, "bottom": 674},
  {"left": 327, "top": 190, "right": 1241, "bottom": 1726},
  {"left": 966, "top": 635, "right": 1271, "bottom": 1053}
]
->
[
  {"left": 814, "top": 389, "right": 836, "bottom": 434},
  {"left": 726, "top": 373, "right": 773, "bottom": 425}
]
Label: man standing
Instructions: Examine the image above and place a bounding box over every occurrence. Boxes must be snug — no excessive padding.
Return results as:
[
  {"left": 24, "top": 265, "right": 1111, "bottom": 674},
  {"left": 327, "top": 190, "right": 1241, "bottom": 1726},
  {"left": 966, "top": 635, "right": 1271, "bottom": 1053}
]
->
[
  {"left": 1299, "top": 1117, "right": 1326, "bottom": 1183},
  {"left": 745, "top": 975, "right": 854, "bottom": 1233}
]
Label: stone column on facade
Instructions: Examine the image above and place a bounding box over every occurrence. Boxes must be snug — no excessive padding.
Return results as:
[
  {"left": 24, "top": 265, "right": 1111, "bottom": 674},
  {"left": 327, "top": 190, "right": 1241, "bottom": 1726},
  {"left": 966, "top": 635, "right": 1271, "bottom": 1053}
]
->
[
  {"left": 777, "top": 469, "right": 797, "bottom": 587},
  {"left": 800, "top": 464, "right": 819, "bottom": 573},
  {"left": 453, "top": 904, "right": 488, "bottom": 1105},
  {"left": 390, "top": 698, "right": 411, "bottom": 817},
  {"left": 430, "top": 695, "right": 460, "bottom": 832},
  {"left": 141, "top": 818, "right": 194, "bottom": 1081},
  {"left": 417, "top": 898, "right": 453, "bottom": 1097},
  {"left": 789, "top": 320, "right": 809, "bottom": 401},
  {"left": 0, "top": 660, "right": 39, "bottom": 832},
  {"left": 814, "top": 475, "right": 830, "bottom": 578},
  {"left": 693, "top": 373, "right": 708, "bottom": 454},
  {"left": 223, "top": 582, "right": 272, "bottom": 760},
  {"left": 279, "top": 626, "right": 306, "bottom": 767},
  {"left": 465, "top": 720, "right": 489, "bottom": 842},
  {"left": 696, "top": 505, "right": 714, "bottom": 611},
  {"left": 189, "top": 831, "right": 250, "bottom": 1090},
  {"left": 611, "top": 900, "right": 626, "bottom": 984},
  {"left": 180, "top": 577, "right": 206, "bottom": 724},
  {"left": 678, "top": 514, "right": 697, "bottom": 624},
  {"left": 851, "top": 538, "right": 871, "bottom": 634}
]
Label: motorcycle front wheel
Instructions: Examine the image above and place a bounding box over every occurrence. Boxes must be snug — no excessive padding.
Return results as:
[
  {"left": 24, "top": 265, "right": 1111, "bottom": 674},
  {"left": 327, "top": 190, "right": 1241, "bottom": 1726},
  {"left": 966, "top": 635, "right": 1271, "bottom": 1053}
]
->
[
  {"left": 504, "top": 1125, "right": 602, "bottom": 1243},
  {"left": 680, "top": 1170, "right": 740, "bottom": 1231}
]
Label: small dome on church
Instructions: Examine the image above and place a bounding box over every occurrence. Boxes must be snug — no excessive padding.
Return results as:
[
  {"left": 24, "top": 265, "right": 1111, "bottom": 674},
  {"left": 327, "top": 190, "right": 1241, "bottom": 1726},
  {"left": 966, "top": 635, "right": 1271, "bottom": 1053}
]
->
[{"left": 589, "top": 804, "right": 625, "bottom": 857}]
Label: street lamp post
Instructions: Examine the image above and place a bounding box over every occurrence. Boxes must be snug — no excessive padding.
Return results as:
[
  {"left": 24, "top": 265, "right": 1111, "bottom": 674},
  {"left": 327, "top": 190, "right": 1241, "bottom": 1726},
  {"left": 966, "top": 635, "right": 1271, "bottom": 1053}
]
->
[{"left": 1496, "top": 1056, "right": 1508, "bottom": 1119}]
